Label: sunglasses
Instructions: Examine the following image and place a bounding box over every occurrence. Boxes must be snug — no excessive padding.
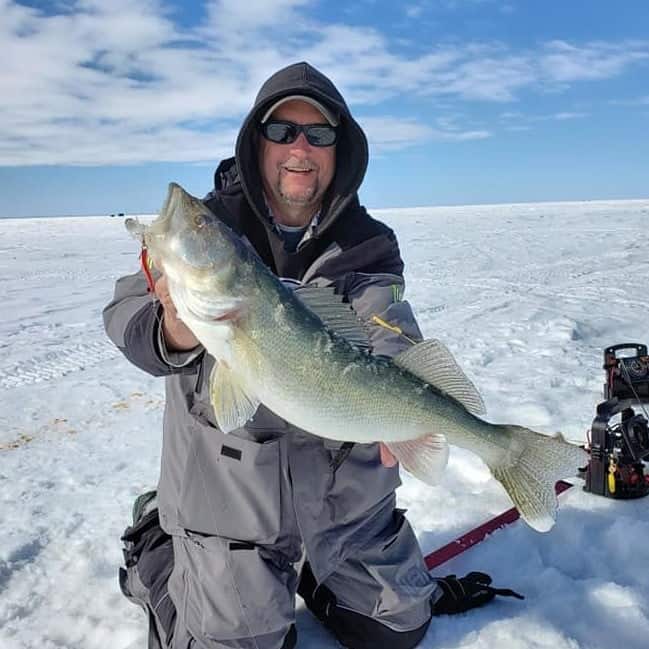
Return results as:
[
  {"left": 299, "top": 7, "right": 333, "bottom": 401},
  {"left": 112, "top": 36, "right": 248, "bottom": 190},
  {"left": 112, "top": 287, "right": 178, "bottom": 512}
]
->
[{"left": 259, "top": 120, "right": 338, "bottom": 147}]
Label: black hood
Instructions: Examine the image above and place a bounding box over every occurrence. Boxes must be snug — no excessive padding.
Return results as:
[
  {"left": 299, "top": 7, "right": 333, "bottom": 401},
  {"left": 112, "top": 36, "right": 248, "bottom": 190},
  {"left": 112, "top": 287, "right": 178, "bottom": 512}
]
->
[{"left": 235, "top": 61, "right": 369, "bottom": 238}]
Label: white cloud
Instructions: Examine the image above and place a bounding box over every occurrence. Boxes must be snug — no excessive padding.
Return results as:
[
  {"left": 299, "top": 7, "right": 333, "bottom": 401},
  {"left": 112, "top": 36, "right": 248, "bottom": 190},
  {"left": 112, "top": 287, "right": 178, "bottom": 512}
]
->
[
  {"left": 552, "top": 111, "right": 588, "bottom": 120},
  {"left": 504, "top": 124, "right": 531, "bottom": 132},
  {"left": 431, "top": 50, "right": 536, "bottom": 101},
  {"left": 434, "top": 0, "right": 492, "bottom": 9},
  {"left": 498, "top": 110, "right": 589, "bottom": 131},
  {"left": 441, "top": 129, "right": 491, "bottom": 141},
  {"left": 405, "top": 4, "right": 425, "bottom": 18},
  {"left": 0, "top": 1, "right": 646, "bottom": 166},
  {"left": 361, "top": 117, "right": 435, "bottom": 151},
  {"left": 609, "top": 96, "right": 649, "bottom": 106},
  {"left": 540, "top": 40, "right": 649, "bottom": 82},
  {"left": 360, "top": 116, "right": 491, "bottom": 152}
]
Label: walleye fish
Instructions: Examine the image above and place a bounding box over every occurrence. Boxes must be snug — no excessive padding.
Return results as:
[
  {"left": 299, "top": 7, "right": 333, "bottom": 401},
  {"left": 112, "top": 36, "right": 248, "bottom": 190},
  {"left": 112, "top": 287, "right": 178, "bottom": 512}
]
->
[{"left": 126, "top": 183, "right": 587, "bottom": 532}]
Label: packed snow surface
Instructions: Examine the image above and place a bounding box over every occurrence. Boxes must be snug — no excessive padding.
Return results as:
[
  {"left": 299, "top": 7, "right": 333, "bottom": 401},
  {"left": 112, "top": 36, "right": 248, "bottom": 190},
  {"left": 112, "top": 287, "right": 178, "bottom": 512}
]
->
[{"left": 1, "top": 199, "right": 648, "bottom": 648}]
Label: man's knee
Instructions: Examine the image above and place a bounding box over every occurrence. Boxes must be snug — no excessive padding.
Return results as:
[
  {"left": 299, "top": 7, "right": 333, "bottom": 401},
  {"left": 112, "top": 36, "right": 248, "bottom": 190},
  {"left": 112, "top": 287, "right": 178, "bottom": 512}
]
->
[
  {"left": 298, "top": 561, "right": 431, "bottom": 649},
  {"left": 120, "top": 502, "right": 176, "bottom": 648},
  {"left": 120, "top": 506, "right": 298, "bottom": 649},
  {"left": 325, "top": 605, "right": 430, "bottom": 649}
]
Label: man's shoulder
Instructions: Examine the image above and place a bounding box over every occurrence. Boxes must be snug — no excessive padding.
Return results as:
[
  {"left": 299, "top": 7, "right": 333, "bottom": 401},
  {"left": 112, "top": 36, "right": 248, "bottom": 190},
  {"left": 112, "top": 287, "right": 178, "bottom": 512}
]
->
[
  {"left": 330, "top": 199, "right": 397, "bottom": 249},
  {"left": 309, "top": 200, "right": 403, "bottom": 280},
  {"left": 202, "top": 158, "right": 251, "bottom": 232},
  {"left": 204, "top": 157, "right": 241, "bottom": 199}
]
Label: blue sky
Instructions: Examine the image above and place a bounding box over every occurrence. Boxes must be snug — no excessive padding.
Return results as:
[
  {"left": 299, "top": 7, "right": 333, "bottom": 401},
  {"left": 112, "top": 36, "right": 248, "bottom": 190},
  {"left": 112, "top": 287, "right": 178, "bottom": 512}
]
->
[{"left": 1, "top": 0, "right": 648, "bottom": 217}]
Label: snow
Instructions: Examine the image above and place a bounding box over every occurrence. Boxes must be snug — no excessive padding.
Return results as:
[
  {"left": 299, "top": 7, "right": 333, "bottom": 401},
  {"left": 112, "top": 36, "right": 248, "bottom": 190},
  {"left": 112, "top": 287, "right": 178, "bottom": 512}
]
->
[{"left": 2, "top": 199, "right": 649, "bottom": 648}]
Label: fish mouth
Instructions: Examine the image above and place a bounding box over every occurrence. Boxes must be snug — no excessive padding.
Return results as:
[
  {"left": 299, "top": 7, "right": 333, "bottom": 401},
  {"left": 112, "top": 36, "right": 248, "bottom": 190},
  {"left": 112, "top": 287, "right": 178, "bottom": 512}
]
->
[
  {"left": 185, "top": 302, "right": 243, "bottom": 323},
  {"left": 210, "top": 305, "right": 246, "bottom": 322}
]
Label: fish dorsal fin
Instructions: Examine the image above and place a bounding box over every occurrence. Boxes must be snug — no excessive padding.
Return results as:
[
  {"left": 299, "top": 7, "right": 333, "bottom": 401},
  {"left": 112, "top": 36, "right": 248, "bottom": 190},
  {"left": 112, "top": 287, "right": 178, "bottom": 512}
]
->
[
  {"left": 385, "top": 433, "right": 449, "bottom": 485},
  {"left": 209, "top": 362, "right": 260, "bottom": 433},
  {"left": 293, "top": 285, "right": 370, "bottom": 350},
  {"left": 393, "top": 339, "right": 486, "bottom": 415}
]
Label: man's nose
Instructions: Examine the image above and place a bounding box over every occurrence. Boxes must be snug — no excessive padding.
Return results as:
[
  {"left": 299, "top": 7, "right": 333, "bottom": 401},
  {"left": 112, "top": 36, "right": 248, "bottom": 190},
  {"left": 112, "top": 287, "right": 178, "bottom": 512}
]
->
[{"left": 289, "top": 131, "right": 311, "bottom": 153}]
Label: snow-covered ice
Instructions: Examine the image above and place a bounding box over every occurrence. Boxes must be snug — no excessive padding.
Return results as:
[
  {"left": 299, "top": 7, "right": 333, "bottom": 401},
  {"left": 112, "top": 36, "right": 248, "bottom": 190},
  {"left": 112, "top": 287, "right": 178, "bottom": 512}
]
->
[{"left": 1, "top": 199, "right": 648, "bottom": 648}]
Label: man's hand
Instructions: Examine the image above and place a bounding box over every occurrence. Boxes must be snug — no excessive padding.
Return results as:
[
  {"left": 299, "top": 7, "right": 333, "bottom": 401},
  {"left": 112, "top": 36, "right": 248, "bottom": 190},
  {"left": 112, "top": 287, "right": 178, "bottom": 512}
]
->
[
  {"left": 432, "top": 572, "right": 524, "bottom": 615},
  {"left": 154, "top": 275, "right": 200, "bottom": 352},
  {"left": 379, "top": 442, "right": 398, "bottom": 467}
]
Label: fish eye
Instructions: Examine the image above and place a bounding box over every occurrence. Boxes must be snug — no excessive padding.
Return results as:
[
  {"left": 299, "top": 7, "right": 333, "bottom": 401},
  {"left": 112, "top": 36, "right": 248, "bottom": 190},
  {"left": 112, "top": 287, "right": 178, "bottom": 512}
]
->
[{"left": 193, "top": 214, "right": 206, "bottom": 228}]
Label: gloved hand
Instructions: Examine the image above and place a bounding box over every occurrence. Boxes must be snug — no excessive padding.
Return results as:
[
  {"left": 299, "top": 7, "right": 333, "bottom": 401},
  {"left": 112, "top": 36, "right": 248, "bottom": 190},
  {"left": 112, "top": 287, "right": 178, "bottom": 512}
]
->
[{"left": 432, "top": 571, "right": 524, "bottom": 615}]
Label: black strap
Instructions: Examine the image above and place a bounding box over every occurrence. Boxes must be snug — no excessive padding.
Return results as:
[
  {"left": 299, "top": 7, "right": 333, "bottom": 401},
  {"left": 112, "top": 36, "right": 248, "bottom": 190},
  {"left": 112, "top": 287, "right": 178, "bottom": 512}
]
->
[{"left": 330, "top": 442, "right": 355, "bottom": 473}]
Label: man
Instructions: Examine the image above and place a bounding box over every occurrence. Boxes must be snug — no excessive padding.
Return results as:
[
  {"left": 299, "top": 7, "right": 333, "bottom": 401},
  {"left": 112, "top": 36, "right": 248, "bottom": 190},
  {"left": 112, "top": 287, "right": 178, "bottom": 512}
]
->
[{"left": 104, "top": 62, "right": 509, "bottom": 649}]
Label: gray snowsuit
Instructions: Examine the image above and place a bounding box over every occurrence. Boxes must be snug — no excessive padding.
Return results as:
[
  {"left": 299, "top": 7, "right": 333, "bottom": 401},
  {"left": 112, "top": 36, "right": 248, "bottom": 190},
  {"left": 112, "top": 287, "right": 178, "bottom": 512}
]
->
[{"left": 104, "top": 62, "right": 439, "bottom": 649}]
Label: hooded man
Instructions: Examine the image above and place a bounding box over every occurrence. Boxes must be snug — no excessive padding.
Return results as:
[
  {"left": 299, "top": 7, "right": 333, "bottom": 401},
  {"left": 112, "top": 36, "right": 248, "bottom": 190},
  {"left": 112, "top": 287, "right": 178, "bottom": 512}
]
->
[{"left": 105, "top": 62, "right": 506, "bottom": 649}]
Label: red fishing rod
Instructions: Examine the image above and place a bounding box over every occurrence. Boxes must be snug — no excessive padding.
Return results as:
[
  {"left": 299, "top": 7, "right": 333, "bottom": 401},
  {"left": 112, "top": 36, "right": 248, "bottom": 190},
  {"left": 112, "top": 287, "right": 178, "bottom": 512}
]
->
[{"left": 424, "top": 480, "right": 574, "bottom": 570}]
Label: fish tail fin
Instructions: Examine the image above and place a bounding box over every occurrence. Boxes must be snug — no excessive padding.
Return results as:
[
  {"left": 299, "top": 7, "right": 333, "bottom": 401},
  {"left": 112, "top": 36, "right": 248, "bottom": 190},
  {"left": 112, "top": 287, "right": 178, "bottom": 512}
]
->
[{"left": 488, "top": 426, "right": 588, "bottom": 532}]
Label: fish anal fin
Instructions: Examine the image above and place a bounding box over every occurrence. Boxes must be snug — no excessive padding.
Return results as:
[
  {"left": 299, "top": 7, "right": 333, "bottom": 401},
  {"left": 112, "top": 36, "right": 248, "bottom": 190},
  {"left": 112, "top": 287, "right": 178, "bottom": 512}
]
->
[
  {"left": 393, "top": 339, "right": 486, "bottom": 416},
  {"left": 385, "top": 433, "right": 449, "bottom": 485},
  {"left": 209, "top": 362, "right": 260, "bottom": 433}
]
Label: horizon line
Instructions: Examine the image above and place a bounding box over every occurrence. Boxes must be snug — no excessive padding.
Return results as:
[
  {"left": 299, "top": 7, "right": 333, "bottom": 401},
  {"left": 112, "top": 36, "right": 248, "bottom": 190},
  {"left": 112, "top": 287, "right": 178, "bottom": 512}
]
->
[{"left": 3, "top": 195, "right": 649, "bottom": 221}]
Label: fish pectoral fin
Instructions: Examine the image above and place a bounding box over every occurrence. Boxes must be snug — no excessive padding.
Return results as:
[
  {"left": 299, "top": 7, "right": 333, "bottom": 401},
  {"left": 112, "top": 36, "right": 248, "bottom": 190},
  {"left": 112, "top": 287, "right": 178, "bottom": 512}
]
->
[
  {"left": 209, "top": 362, "right": 260, "bottom": 433},
  {"left": 393, "top": 339, "right": 486, "bottom": 416},
  {"left": 385, "top": 433, "right": 449, "bottom": 485},
  {"left": 488, "top": 426, "right": 589, "bottom": 533}
]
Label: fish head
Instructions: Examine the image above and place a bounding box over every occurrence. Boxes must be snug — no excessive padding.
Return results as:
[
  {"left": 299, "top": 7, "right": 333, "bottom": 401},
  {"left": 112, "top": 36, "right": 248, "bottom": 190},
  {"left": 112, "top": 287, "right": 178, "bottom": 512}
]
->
[
  {"left": 145, "top": 183, "right": 230, "bottom": 273},
  {"left": 127, "top": 182, "right": 247, "bottom": 322}
]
